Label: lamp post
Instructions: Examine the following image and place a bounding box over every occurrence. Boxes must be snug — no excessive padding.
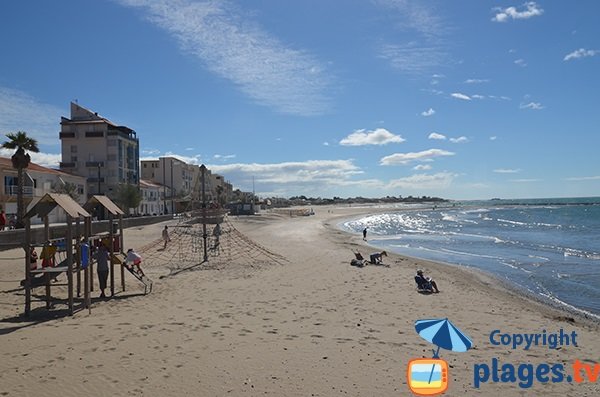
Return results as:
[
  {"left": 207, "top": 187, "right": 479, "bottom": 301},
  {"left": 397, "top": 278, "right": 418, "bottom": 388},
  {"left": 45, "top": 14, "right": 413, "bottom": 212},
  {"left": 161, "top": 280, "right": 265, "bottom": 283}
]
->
[
  {"left": 200, "top": 164, "right": 208, "bottom": 262},
  {"left": 97, "top": 163, "right": 101, "bottom": 195}
]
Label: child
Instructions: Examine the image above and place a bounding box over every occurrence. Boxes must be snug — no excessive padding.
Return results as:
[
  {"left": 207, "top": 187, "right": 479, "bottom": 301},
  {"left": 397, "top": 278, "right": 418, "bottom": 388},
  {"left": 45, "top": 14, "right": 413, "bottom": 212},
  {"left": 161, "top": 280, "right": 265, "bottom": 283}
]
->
[
  {"left": 29, "top": 246, "right": 38, "bottom": 270},
  {"left": 126, "top": 248, "right": 145, "bottom": 277}
]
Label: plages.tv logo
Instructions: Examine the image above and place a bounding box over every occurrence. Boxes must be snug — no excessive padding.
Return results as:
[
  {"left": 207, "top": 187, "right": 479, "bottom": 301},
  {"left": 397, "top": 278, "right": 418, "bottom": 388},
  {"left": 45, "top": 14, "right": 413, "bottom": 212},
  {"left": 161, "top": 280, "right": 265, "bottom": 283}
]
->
[{"left": 407, "top": 318, "right": 473, "bottom": 396}]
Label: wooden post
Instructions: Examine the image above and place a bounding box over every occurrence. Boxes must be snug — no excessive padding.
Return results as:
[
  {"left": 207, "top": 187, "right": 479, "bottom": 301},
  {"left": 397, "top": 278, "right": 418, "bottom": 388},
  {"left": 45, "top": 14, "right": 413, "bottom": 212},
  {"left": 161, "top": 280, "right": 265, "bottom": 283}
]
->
[
  {"left": 84, "top": 217, "right": 91, "bottom": 313},
  {"left": 85, "top": 217, "right": 94, "bottom": 292},
  {"left": 109, "top": 214, "right": 115, "bottom": 297},
  {"left": 44, "top": 216, "right": 49, "bottom": 241},
  {"left": 76, "top": 218, "right": 81, "bottom": 297},
  {"left": 24, "top": 219, "right": 31, "bottom": 316},
  {"left": 66, "top": 215, "right": 74, "bottom": 315},
  {"left": 45, "top": 273, "right": 51, "bottom": 309},
  {"left": 119, "top": 214, "right": 125, "bottom": 292}
]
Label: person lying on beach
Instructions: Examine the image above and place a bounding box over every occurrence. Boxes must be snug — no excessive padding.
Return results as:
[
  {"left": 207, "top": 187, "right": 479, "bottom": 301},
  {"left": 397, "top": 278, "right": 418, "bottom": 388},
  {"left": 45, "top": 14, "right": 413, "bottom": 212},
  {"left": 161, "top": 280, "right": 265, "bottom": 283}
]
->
[
  {"left": 415, "top": 269, "right": 440, "bottom": 293},
  {"left": 126, "top": 248, "right": 145, "bottom": 277},
  {"left": 369, "top": 251, "right": 387, "bottom": 265},
  {"left": 353, "top": 251, "right": 364, "bottom": 261}
]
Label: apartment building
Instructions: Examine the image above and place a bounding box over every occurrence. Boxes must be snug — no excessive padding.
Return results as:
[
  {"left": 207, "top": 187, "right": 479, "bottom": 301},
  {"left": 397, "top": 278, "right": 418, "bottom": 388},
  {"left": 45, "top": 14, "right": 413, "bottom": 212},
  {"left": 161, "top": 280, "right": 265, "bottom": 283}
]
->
[
  {"left": 138, "top": 179, "right": 170, "bottom": 215},
  {"left": 59, "top": 102, "right": 139, "bottom": 199},
  {"left": 140, "top": 157, "right": 196, "bottom": 195},
  {"left": 0, "top": 157, "right": 87, "bottom": 224},
  {"left": 141, "top": 157, "right": 233, "bottom": 209}
]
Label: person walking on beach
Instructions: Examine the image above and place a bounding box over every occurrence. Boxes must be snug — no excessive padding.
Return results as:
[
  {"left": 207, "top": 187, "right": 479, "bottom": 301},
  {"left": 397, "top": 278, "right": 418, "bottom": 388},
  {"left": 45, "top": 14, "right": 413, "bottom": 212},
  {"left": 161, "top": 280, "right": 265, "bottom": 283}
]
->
[
  {"left": 95, "top": 244, "right": 110, "bottom": 298},
  {"left": 362, "top": 227, "right": 368, "bottom": 241},
  {"left": 162, "top": 225, "right": 171, "bottom": 249}
]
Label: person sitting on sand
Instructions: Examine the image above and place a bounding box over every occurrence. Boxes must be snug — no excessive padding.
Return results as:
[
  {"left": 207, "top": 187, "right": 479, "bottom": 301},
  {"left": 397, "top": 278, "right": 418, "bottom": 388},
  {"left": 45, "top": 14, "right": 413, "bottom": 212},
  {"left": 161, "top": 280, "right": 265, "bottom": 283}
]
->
[
  {"left": 369, "top": 251, "right": 387, "bottom": 265},
  {"left": 353, "top": 251, "right": 364, "bottom": 261},
  {"left": 415, "top": 269, "right": 440, "bottom": 293},
  {"left": 126, "top": 248, "right": 145, "bottom": 277}
]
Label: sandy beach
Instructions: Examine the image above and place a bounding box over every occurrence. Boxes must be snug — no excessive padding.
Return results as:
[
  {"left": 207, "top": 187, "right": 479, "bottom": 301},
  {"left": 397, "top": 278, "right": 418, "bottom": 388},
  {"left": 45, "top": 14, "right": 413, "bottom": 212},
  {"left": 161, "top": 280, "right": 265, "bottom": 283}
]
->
[{"left": 1, "top": 206, "right": 598, "bottom": 396}]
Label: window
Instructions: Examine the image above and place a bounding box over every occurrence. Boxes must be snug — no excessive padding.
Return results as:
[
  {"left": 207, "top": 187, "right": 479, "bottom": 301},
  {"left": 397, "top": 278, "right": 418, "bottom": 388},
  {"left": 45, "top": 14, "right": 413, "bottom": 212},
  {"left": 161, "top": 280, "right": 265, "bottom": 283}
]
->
[
  {"left": 78, "top": 185, "right": 84, "bottom": 195},
  {"left": 71, "top": 156, "right": 77, "bottom": 162},
  {"left": 70, "top": 145, "right": 77, "bottom": 153}
]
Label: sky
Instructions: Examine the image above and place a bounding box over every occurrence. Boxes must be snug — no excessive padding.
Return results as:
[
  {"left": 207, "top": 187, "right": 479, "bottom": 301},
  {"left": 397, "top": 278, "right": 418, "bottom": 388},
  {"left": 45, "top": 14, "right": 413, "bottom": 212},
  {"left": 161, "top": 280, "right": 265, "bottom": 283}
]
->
[{"left": 1, "top": 0, "right": 599, "bottom": 200}]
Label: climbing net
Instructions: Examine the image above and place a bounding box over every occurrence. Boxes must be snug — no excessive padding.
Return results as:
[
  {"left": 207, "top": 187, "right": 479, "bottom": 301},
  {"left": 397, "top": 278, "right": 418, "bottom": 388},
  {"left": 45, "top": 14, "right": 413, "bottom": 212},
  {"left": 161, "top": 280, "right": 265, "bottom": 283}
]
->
[{"left": 135, "top": 215, "right": 287, "bottom": 276}]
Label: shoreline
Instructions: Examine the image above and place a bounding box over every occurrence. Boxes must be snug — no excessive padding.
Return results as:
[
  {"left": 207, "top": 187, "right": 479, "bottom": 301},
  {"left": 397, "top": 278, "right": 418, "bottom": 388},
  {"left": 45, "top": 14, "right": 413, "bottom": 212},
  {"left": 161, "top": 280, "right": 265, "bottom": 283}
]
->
[{"left": 330, "top": 205, "right": 600, "bottom": 327}]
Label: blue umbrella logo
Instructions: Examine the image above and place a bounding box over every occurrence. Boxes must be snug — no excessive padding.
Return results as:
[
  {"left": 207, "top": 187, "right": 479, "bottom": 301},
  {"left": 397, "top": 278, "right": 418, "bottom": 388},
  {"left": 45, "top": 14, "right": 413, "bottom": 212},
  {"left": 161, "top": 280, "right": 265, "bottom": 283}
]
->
[{"left": 414, "top": 318, "right": 473, "bottom": 386}]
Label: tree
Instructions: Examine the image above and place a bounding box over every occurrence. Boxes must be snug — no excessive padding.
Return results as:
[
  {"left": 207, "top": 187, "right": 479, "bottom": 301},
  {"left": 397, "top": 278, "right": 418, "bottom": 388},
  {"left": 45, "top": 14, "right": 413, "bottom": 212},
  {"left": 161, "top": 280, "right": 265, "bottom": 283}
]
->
[
  {"left": 215, "top": 185, "right": 224, "bottom": 206},
  {"left": 51, "top": 180, "right": 80, "bottom": 201},
  {"left": 115, "top": 184, "right": 142, "bottom": 216},
  {"left": 1, "top": 131, "right": 39, "bottom": 228}
]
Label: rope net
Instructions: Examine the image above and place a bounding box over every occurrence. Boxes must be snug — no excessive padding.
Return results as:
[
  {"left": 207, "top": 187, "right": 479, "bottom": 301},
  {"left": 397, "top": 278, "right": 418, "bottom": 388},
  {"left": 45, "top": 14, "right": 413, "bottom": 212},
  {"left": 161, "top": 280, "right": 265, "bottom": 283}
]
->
[{"left": 135, "top": 215, "right": 286, "bottom": 277}]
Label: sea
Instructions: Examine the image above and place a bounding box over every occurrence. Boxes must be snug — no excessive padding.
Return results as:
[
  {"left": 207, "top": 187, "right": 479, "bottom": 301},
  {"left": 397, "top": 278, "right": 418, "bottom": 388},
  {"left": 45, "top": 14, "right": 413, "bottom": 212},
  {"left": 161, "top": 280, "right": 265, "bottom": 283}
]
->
[{"left": 341, "top": 197, "right": 600, "bottom": 318}]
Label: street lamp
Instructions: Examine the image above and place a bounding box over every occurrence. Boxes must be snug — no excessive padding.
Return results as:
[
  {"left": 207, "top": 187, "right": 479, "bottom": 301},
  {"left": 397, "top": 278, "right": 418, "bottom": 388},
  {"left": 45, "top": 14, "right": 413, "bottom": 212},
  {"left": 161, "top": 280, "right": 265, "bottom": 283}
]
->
[
  {"left": 97, "top": 163, "right": 101, "bottom": 195},
  {"left": 200, "top": 164, "right": 208, "bottom": 262}
]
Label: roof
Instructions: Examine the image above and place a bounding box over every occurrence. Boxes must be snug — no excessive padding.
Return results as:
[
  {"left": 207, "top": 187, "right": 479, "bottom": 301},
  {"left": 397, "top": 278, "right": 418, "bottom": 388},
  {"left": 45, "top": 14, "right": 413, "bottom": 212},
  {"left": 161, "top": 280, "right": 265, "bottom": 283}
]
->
[
  {"left": 0, "top": 157, "right": 84, "bottom": 180},
  {"left": 139, "top": 179, "right": 166, "bottom": 189},
  {"left": 25, "top": 193, "right": 91, "bottom": 219},
  {"left": 83, "top": 195, "right": 124, "bottom": 216}
]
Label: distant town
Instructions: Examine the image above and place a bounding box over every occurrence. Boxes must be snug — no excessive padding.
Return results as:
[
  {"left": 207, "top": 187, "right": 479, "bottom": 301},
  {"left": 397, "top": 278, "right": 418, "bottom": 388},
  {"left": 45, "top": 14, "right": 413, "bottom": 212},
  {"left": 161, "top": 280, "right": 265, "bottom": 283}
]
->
[{"left": 1, "top": 102, "right": 447, "bottom": 225}]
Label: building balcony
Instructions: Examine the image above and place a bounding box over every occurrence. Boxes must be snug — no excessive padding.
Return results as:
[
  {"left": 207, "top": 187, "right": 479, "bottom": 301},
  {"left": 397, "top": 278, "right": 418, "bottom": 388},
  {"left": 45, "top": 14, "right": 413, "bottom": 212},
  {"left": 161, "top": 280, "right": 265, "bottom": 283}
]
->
[
  {"left": 60, "top": 162, "right": 76, "bottom": 168},
  {"left": 85, "top": 131, "right": 104, "bottom": 138},
  {"left": 4, "top": 185, "right": 34, "bottom": 196},
  {"left": 85, "top": 161, "right": 105, "bottom": 168},
  {"left": 87, "top": 177, "right": 105, "bottom": 183}
]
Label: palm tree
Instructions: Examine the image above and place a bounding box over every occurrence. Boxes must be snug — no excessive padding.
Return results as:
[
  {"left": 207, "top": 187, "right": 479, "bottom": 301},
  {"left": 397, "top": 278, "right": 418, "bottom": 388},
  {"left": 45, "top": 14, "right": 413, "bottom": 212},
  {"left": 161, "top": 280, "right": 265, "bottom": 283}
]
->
[{"left": 2, "top": 131, "right": 39, "bottom": 229}]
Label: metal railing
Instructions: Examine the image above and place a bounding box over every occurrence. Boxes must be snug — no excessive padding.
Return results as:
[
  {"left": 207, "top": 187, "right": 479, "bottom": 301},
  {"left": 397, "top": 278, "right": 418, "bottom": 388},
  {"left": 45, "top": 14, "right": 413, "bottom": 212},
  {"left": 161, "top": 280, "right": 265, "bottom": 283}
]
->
[{"left": 4, "top": 185, "right": 34, "bottom": 196}]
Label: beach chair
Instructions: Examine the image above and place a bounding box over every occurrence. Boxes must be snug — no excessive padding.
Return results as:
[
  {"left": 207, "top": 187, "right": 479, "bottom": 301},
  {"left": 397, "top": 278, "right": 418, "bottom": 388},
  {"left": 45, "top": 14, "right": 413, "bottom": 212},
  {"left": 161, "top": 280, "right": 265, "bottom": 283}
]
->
[{"left": 415, "top": 276, "right": 434, "bottom": 293}]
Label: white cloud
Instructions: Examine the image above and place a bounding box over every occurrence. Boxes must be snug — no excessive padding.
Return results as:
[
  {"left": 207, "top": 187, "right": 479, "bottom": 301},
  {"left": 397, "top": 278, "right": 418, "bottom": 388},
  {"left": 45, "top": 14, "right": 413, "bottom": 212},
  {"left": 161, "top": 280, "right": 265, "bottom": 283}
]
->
[
  {"left": 208, "top": 159, "right": 365, "bottom": 193},
  {"left": 213, "top": 154, "right": 236, "bottom": 160},
  {"left": 451, "top": 92, "right": 471, "bottom": 101},
  {"left": 387, "top": 172, "right": 457, "bottom": 190},
  {"left": 471, "top": 94, "right": 485, "bottom": 100},
  {"left": 565, "top": 175, "right": 600, "bottom": 181},
  {"left": 413, "top": 164, "right": 432, "bottom": 171},
  {"left": 380, "top": 148, "right": 455, "bottom": 165},
  {"left": 141, "top": 148, "right": 160, "bottom": 156},
  {"left": 379, "top": 43, "right": 448, "bottom": 74},
  {"left": 421, "top": 108, "right": 436, "bottom": 117},
  {"left": 0, "top": 148, "right": 61, "bottom": 168},
  {"left": 428, "top": 132, "right": 446, "bottom": 140},
  {"left": 0, "top": 87, "right": 63, "bottom": 146},
  {"left": 514, "top": 59, "right": 527, "bottom": 67},
  {"left": 118, "top": 0, "right": 331, "bottom": 116},
  {"left": 494, "top": 168, "right": 521, "bottom": 174},
  {"left": 323, "top": 142, "right": 330, "bottom": 146},
  {"left": 140, "top": 152, "right": 204, "bottom": 165},
  {"left": 340, "top": 128, "right": 405, "bottom": 146},
  {"left": 490, "top": 136, "right": 497, "bottom": 141},
  {"left": 564, "top": 48, "right": 599, "bottom": 61},
  {"left": 520, "top": 102, "right": 544, "bottom": 110},
  {"left": 449, "top": 136, "right": 468, "bottom": 143},
  {"left": 464, "top": 79, "right": 490, "bottom": 84},
  {"left": 510, "top": 178, "right": 541, "bottom": 183},
  {"left": 492, "top": 2, "right": 544, "bottom": 22}
]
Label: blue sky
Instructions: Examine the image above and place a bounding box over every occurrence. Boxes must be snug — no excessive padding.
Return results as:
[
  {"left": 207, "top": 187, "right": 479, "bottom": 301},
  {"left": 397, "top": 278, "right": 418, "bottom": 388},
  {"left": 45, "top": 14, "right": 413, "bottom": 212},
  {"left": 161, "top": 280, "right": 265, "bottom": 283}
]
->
[{"left": 1, "top": 1, "right": 599, "bottom": 200}]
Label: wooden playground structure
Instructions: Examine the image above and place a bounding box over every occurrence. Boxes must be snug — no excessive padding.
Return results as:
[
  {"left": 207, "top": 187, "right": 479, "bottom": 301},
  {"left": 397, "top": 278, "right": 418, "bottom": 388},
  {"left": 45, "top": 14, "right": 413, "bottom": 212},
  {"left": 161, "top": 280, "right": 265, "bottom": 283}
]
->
[{"left": 23, "top": 193, "right": 151, "bottom": 316}]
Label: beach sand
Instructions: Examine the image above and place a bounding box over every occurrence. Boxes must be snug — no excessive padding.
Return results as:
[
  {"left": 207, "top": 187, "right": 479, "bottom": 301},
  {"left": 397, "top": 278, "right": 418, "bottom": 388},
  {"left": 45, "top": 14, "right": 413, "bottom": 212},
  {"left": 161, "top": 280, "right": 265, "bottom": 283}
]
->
[{"left": 1, "top": 206, "right": 598, "bottom": 396}]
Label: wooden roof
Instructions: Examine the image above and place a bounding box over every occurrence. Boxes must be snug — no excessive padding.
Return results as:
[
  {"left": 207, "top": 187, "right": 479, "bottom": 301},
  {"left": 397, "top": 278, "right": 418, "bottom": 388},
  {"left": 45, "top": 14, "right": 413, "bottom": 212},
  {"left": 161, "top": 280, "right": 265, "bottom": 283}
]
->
[
  {"left": 83, "top": 195, "right": 124, "bottom": 216},
  {"left": 25, "top": 193, "right": 91, "bottom": 219}
]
